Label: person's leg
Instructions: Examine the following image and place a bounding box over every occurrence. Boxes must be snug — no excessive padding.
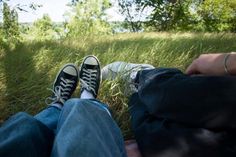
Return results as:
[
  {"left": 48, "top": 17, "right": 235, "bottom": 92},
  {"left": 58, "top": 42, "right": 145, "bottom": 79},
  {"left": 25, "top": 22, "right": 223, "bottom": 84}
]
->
[
  {"left": 102, "top": 62, "right": 236, "bottom": 129},
  {"left": 0, "top": 112, "right": 54, "bottom": 157},
  {"left": 51, "top": 56, "right": 127, "bottom": 157},
  {"left": 51, "top": 99, "right": 126, "bottom": 157},
  {"left": 0, "top": 63, "right": 79, "bottom": 157},
  {"left": 0, "top": 105, "right": 61, "bottom": 157},
  {"left": 129, "top": 92, "right": 236, "bottom": 157},
  {"left": 102, "top": 62, "right": 236, "bottom": 156},
  {"left": 136, "top": 68, "right": 236, "bottom": 129},
  {"left": 34, "top": 63, "right": 79, "bottom": 133},
  {"left": 102, "top": 61, "right": 154, "bottom": 96},
  {"left": 34, "top": 105, "right": 61, "bottom": 133},
  {"left": 129, "top": 68, "right": 236, "bottom": 157}
]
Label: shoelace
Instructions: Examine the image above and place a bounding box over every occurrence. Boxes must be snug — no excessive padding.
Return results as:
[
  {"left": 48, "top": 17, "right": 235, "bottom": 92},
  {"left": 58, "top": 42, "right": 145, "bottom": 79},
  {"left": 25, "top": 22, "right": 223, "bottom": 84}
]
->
[
  {"left": 45, "top": 78, "right": 75, "bottom": 105},
  {"left": 80, "top": 68, "right": 98, "bottom": 95}
]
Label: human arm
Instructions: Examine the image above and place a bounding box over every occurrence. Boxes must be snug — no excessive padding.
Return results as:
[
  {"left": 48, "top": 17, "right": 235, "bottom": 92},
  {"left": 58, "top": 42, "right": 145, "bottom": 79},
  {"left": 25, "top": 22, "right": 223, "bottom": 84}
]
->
[{"left": 186, "top": 52, "right": 236, "bottom": 75}]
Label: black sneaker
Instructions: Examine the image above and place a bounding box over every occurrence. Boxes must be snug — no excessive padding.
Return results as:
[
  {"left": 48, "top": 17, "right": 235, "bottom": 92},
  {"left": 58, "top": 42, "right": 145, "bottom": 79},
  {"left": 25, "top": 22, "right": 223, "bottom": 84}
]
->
[
  {"left": 46, "top": 63, "right": 79, "bottom": 105},
  {"left": 79, "top": 55, "right": 101, "bottom": 98}
]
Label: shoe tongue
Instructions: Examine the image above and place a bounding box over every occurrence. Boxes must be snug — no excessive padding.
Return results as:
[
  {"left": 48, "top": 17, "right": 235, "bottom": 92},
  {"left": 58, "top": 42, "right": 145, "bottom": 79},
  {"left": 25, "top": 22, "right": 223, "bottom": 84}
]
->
[{"left": 63, "top": 72, "right": 76, "bottom": 80}]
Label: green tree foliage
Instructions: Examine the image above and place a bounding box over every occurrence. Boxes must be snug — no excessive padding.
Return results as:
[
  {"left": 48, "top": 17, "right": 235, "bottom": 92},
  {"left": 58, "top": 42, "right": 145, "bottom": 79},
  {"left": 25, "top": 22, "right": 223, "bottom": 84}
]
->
[
  {"left": 199, "top": 0, "right": 236, "bottom": 32},
  {"left": 118, "top": 0, "right": 197, "bottom": 31},
  {"left": 120, "top": 0, "right": 236, "bottom": 32},
  {"left": 231, "top": 2, "right": 236, "bottom": 32},
  {"left": 28, "top": 14, "right": 59, "bottom": 40},
  {"left": 66, "top": 0, "right": 112, "bottom": 37},
  {"left": 146, "top": 0, "right": 196, "bottom": 31},
  {"left": 0, "top": 28, "right": 4, "bottom": 47},
  {"left": 2, "top": 2, "right": 20, "bottom": 42}
]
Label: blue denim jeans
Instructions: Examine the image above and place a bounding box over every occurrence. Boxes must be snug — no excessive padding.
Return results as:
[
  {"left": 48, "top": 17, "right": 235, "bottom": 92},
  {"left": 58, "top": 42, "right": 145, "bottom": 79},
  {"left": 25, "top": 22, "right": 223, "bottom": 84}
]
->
[{"left": 0, "top": 99, "right": 127, "bottom": 157}]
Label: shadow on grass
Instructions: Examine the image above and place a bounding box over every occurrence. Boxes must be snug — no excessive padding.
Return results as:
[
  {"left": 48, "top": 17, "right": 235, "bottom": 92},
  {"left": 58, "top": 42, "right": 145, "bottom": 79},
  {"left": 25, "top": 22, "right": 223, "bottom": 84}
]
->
[
  {"left": 2, "top": 44, "right": 49, "bottom": 119},
  {"left": 0, "top": 41, "right": 83, "bottom": 120}
]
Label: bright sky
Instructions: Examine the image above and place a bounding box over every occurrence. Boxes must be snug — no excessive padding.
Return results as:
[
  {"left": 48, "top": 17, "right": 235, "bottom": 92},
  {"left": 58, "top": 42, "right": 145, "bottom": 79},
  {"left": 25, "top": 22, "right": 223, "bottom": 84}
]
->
[{"left": 3, "top": 0, "right": 124, "bottom": 23}]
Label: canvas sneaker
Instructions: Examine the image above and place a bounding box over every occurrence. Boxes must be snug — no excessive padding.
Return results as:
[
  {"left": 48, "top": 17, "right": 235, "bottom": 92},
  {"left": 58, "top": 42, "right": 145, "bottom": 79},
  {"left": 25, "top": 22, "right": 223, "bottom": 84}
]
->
[
  {"left": 46, "top": 63, "right": 79, "bottom": 105},
  {"left": 79, "top": 55, "right": 101, "bottom": 98}
]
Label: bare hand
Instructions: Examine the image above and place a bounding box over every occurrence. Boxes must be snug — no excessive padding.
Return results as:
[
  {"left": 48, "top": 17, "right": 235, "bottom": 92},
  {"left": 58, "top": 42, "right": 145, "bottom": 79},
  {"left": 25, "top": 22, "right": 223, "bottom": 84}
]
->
[
  {"left": 125, "top": 140, "right": 143, "bottom": 157},
  {"left": 186, "top": 53, "right": 227, "bottom": 75}
]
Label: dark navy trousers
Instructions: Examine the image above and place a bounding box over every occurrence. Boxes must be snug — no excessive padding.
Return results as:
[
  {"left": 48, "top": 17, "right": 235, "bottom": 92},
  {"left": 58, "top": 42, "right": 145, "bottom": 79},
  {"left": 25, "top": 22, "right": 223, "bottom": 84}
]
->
[{"left": 129, "top": 68, "right": 236, "bottom": 157}]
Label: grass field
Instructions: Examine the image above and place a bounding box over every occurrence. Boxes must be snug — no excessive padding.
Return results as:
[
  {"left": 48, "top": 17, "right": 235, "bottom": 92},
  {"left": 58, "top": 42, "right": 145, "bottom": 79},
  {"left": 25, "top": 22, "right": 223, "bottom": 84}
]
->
[{"left": 0, "top": 32, "right": 235, "bottom": 138}]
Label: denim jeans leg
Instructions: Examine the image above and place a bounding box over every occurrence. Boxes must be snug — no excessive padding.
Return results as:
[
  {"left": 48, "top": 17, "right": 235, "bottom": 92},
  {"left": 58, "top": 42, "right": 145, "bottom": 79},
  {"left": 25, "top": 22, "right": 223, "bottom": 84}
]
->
[
  {"left": 0, "top": 112, "right": 54, "bottom": 157},
  {"left": 51, "top": 98, "right": 127, "bottom": 157},
  {"left": 34, "top": 104, "right": 61, "bottom": 133}
]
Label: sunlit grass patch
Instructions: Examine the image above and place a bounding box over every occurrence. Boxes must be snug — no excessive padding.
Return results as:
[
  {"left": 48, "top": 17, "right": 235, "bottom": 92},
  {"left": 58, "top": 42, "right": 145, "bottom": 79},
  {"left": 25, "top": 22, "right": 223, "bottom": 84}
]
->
[{"left": 0, "top": 32, "right": 235, "bottom": 138}]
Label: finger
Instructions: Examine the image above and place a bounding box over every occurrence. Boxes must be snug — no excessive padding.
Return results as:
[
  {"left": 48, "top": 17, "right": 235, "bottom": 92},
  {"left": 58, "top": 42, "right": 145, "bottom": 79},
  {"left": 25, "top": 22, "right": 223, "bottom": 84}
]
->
[{"left": 186, "top": 60, "right": 199, "bottom": 75}]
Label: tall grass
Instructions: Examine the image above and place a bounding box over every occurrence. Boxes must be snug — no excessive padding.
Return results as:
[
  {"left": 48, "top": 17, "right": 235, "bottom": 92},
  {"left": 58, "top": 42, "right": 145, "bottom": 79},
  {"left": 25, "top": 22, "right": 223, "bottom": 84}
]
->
[{"left": 0, "top": 32, "right": 235, "bottom": 138}]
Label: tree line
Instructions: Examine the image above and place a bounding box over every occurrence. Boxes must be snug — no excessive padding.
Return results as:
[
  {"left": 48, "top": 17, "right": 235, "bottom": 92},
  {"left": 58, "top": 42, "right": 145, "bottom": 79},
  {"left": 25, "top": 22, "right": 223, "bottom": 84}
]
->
[
  {"left": 0, "top": 0, "right": 235, "bottom": 44},
  {"left": 119, "top": 0, "right": 236, "bottom": 32}
]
